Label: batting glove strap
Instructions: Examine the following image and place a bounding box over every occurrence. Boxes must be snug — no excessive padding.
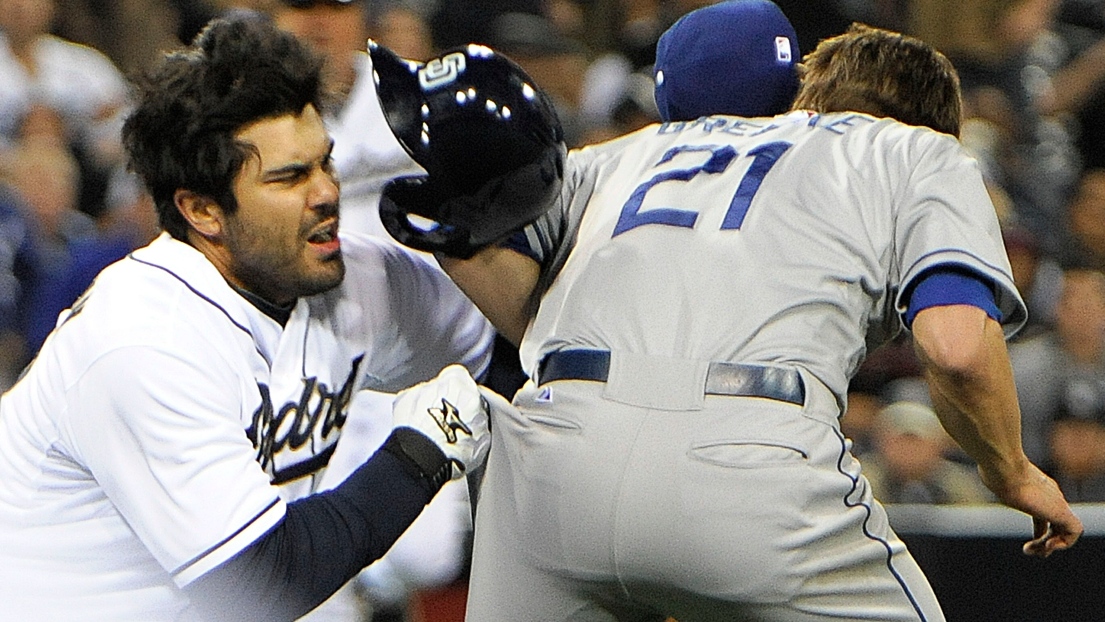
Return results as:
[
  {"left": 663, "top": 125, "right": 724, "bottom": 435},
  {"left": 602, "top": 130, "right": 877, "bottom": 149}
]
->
[{"left": 381, "top": 427, "right": 452, "bottom": 495}]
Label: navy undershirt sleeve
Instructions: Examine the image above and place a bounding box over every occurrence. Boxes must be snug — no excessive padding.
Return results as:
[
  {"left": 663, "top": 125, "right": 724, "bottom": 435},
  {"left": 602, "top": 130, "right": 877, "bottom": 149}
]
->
[
  {"left": 904, "top": 266, "right": 1003, "bottom": 327},
  {"left": 182, "top": 431, "right": 445, "bottom": 621}
]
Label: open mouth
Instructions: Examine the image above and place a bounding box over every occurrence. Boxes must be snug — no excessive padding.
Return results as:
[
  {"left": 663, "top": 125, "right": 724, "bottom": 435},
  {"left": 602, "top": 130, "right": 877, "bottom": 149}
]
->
[
  {"left": 308, "top": 228, "right": 335, "bottom": 243},
  {"left": 308, "top": 220, "right": 340, "bottom": 251}
]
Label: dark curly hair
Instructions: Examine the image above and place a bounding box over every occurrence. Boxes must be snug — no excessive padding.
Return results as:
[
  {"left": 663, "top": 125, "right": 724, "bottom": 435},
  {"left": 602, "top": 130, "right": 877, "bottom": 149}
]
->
[
  {"left": 791, "top": 24, "right": 962, "bottom": 138},
  {"left": 122, "top": 15, "right": 328, "bottom": 240}
]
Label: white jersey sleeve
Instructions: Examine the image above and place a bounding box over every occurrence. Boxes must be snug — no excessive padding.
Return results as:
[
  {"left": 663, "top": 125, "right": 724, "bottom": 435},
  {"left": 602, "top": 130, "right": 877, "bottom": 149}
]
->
[
  {"left": 70, "top": 345, "right": 285, "bottom": 586},
  {"left": 890, "top": 130, "right": 1025, "bottom": 331}
]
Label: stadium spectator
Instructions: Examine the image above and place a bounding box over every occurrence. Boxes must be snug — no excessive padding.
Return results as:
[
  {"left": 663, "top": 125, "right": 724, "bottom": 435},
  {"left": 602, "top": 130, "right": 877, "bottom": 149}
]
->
[
  {"left": 1049, "top": 390, "right": 1105, "bottom": 502},
  {"left": 427, "top": 0, "right": 543, "bottom": 52},
  {"left": 1043, "top": 265, "right": 1105, "bottom": 502},
  {"left": 1004, "top": 222, "right": 1063, "bottom": 336},
  {"left": 487, "top": 11, "right": 591, "bottom": 146},
  {"left": 910, "top": 0, "right": 1079, "bottom": 256},
  {"left": 51, "top": 0, "right": 181, "bottom": 76},
  {"left": 840, "top": 388, "right": 886, "bottom": 460},
  {"left": 862, "top": 401, "right": 994, "bottom": 504},
  {"left": 370, "top": 1, "right": 435, "bottom": 62},
  {"left": 0, "top": 0, "right": 131, "bottom": 221},
  {"left": 1036, "top": 2, "right": 1105, "bottom": 171},
  {"left": 1061, "top": 167, "right": 1105, "bottom": 272},
  {"left": 1009, "top": 267, "right": 1105, "bottom": 468},
  {"left": 0, "top": 184, "right": 39, "bottom": 391},
  {"left": 1, "top": 139, "right": 132, "bottom": 356}
]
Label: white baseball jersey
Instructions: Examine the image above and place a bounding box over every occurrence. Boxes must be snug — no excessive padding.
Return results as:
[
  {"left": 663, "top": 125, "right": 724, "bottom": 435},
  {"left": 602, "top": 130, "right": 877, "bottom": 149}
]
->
[
  {"left": 327, "top": 52, "right": 425, "bottom": 238},
  {"left": 520, "top": 111, "right": 1026, "bottom": 403},
  {"left": 0, "top": 231, "right": 492, "bottom": 621}
]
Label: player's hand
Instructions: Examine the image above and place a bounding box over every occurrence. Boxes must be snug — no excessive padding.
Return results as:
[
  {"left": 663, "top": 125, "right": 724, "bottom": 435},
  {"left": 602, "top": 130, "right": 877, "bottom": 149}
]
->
[
  {"left": 979, "top": 460, "right": 1084, "bottom": 558},
  {"left": 391, "top": 365, "right": 491, "bottom": 480}
]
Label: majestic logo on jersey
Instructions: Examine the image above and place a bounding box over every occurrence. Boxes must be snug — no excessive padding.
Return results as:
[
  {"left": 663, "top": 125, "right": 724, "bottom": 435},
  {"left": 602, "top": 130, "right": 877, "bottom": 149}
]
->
[
  {"left": 247, "top": 354, "right": 363, "bottom": 485},
  {"left": 536, "top": 386, "right": 553, "bottom": 403},
  {"left": 426, "top": 398, "right": 472, "bottom": 444}
]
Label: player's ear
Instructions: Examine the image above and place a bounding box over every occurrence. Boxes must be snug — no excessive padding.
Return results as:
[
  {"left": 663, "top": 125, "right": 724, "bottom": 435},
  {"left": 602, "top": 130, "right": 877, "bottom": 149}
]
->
[{"left": 175, "top": 189, "right": 225, "bottom": 239}]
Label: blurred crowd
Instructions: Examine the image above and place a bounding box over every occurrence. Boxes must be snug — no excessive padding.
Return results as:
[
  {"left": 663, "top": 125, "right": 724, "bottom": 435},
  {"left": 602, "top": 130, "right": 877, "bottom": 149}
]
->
[{"left": 2, "top": 0, "right": 1105, "bottom": 619}]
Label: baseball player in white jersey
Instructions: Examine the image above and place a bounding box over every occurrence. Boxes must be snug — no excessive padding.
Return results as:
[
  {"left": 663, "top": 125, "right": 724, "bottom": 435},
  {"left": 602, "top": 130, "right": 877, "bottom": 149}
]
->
[
  {"left": 370, "top": 4, "right": 1084, "bottom": 621},
  {"left": 0, "top": 17, "right": 504, "bottom": 621}
]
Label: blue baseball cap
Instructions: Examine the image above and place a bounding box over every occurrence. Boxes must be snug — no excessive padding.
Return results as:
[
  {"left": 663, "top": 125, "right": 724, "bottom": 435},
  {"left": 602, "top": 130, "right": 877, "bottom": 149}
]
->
[{"left": 653, "top": 0, "right": 800, "bottom": 122}]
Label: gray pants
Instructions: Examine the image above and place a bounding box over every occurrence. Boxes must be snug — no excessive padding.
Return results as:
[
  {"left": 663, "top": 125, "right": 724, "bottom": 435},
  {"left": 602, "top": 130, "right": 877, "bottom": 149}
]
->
[{"left": 465, "top": 367, "right": 943, "bottom": 622}]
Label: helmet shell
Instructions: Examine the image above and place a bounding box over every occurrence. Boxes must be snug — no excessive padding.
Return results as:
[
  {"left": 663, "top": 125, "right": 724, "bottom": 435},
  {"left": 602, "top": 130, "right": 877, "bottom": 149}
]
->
[{"left": 369, "top": 41, "right": 566, "bottom": 257}]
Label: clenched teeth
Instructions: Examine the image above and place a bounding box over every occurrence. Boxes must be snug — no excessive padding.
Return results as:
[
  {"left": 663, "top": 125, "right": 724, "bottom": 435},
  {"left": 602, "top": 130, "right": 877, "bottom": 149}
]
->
[{"left": 309, "top": 226, "right": 336, "bottom": 243}]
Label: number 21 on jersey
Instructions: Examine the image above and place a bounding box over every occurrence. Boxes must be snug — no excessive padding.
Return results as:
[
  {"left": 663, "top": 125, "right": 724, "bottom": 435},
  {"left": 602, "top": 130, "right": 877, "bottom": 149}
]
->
[{"left": 612, "top": 141, "right": 792, "bottom": 237}]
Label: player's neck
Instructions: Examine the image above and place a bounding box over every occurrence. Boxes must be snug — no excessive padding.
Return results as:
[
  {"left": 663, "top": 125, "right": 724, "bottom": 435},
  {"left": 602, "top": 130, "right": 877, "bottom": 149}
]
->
[{"left": 230, "top": 282, "right": 295, "bottom": 326}]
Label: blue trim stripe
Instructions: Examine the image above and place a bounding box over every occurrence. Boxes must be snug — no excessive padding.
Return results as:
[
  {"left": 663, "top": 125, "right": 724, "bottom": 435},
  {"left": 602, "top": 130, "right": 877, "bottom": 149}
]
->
[
  {"left": 128, "top": 255, "right": 269, "bottom": 364},
  {"left": 171, "top": 497, "right": 281, "bottom": 577},
  {"left": 831, "top": 425, "right": 930, "bottom": 622},
  {"left": 904, "top": 267, "right": 1001, "bottom": 327}
]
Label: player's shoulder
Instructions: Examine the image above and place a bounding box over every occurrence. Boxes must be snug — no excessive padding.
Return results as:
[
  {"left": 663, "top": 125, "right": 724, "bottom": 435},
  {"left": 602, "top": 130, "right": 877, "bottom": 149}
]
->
[
  {"left": 335, "top": 231, "right": 445, "bottom": 294},
  {"left": 338, "top": 230, "right": 438, "bottom": 270},
  {"left": 565, "top": 123, "right": 665, "bottom": 175},
  {"left": 567, "top": 129, "right": 635, "bottom": 165},
  {"left": 320, "top": 231, "right": 485, "bottom": 349},
  {"left": 78, "top": 235, "right": 258, "bottom": 342},
  {"left": 791, "top": 111, "right": 964, "bottom": 173}
]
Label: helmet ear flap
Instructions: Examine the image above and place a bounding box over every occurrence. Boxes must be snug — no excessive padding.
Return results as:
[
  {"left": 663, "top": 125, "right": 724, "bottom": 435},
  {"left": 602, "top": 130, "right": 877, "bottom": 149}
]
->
[
  {"left": 379, "top": 177, "right": 479, "bottom": 259},
  {"left": 379, "top": 137, "right": 566, "bottom": 259}
]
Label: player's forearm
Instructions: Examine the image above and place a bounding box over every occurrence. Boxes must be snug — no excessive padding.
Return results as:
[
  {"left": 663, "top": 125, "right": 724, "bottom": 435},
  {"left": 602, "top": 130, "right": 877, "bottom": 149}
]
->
[
  {"left": 183, "top": 431, "right": 443, "bottom": 621},
  {"left": 438, "top": 246, "right": 540, "bottom": 346},
  {"left": 912, "top": 305, "right": 1033, "bottom": 485}
]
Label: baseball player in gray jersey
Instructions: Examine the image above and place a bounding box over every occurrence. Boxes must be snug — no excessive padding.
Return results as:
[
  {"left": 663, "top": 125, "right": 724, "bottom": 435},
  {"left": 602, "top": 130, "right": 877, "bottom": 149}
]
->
[
  {"left": 371, "top": 3, "right": 1085, "bottom": 621},
  {"left": 0, "top": 16, "right": 511, "bottom": 621}
]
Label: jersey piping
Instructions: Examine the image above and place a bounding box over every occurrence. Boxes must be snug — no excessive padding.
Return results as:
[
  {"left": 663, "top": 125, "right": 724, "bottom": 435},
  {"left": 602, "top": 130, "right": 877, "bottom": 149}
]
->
[
  {"left": 128, "top": 254, "right": 270, "bottom": 365},
  {"left": 171, "top": 497, "right": 282, "bottom": 578}
]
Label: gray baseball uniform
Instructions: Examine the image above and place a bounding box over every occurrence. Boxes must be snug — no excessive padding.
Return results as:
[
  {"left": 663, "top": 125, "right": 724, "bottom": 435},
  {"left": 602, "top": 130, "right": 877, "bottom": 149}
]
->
[{"left": 466, "top": 111, "right": 1025, "bottom": 621}]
